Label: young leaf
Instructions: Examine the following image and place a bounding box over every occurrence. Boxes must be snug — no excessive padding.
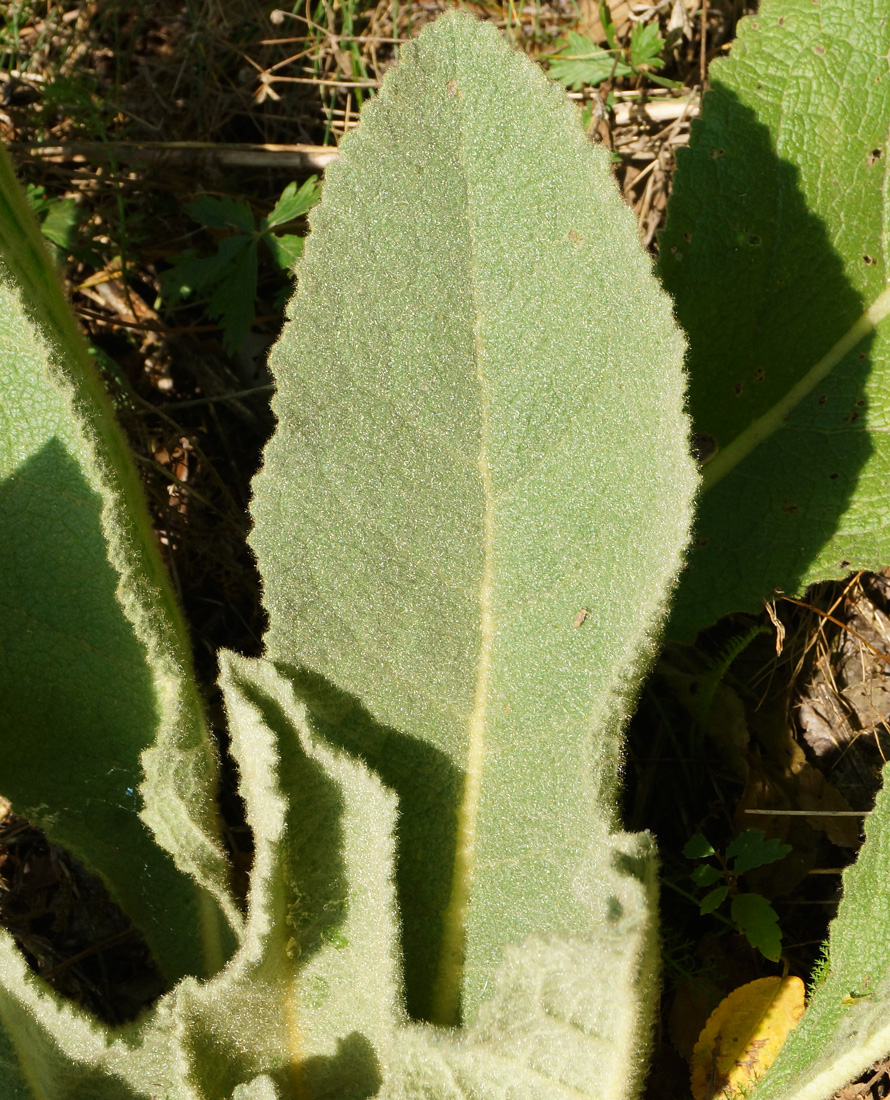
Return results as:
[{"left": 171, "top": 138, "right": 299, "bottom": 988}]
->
[
  {"left": 185, "top": 193, "right": 256, "bottom": 233},
  {"left": 730, "top": 893, "right": 782, "bottom": 962},
  {"left": 700, "top": 886, "right": 730, "bottom": 915},
  {"left": 683, "top": 833, "right": 716, "bottom": 859},
  {"left": 691, "top": 976, "right": 806, "bottom": 1100},
  {"left": 660, "top": 0, "right": 890, "bottom": 638},
  {"left": 726, "top": 830, "right": 791, "bottom": 876},
  {"left": 264, "top": 233, "right": 305, "bottom": 271},
  {"left": 0, "top": 145, "right": 238, "bottom": 982},
  {"left": 162, "top": 234, "right": 259, "bottom": 353},
  {"left": 627, "top": 23, "right": 665, "bottom": 71},
  {"left": 691, "top": 864, "right": 723, "bottom": 888},
  {"left": 250, "top": 15, "right": 695, "bottom": 1084},
  {"left": 548, "top": 32, "right": 631, "bottom": 90},
  {"left": 262, "top": 178, "right": 321, "bottom": 230}
]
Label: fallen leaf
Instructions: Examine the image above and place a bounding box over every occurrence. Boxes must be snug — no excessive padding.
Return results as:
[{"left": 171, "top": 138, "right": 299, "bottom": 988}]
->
[{"left": 691, "top": 975, "right": 806, "bottom": 1100}]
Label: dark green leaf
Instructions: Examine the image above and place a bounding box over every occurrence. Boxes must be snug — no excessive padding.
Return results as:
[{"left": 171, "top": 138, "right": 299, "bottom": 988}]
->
[
  {"left": 683, "top": 833, "right": 716, "bottom": 859},
  {"left": 692, "top": 863, "right": 724, "bottom": 887},
  {"left": 206, "top": 237, "right": 258, "bottom": 352},
  {"left": 731, "top": 892, "right": 783, "bottom": 961},
  {"left": 727, "top": 830, "right": 792, "bottom": 876},
  {"left": 185, "top": 194, "right": 256, "bottom": 234},
  {"left": 700, "top": 886, "right": 730, "bottom": 915}
]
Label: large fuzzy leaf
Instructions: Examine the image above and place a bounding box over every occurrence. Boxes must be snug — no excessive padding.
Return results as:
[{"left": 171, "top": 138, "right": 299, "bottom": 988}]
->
[
  {"left": 659, "top": 4, "right": 890, "bottom": 1096},
  {"left": 250, "top": 7, "right": 695, "bottom": 1047},
  {"left": 0, "top": 653, "right": 659, "bottom": 1099},
  {"left": 0, "top": 144, "right": 238, "bottom": 982},
  {"left": 660, "top": 0, "right": 890, "bottom": 638}
]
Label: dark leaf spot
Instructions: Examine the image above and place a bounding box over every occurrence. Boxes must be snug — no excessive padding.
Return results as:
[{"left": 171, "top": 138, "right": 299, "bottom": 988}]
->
[
  {"left": 782, "top": 501, "right": 798, "bottom": 514},
  {"left": 863, "top": 254, "right": 877, "bottom": 266},
  {"left": 814, "top": 44, "right": 826, "bottom": 54},
  {"left": 817, "top": 394, "right": 828, "bottom": 404},
  {"left": 733, "top": 382, "right": 744, "bottom": 396},
  {"left": 829, "top": 472, "right": 839, "bottom": 480},
  {"left": 753, "top": 368, "right": 765, "bottom": 382}
]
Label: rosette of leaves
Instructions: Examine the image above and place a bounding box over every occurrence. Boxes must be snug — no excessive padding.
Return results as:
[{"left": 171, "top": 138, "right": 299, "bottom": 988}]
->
[{"left": 0, "top": 11, "right": 695, "bottom": 1098}]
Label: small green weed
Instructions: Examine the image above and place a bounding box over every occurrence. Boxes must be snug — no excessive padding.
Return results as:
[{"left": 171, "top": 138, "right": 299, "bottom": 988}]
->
[
  {"left": 808, "top": 940, "right": 831, "bottom": 996},
  {"left": 159, "top": 178, "right": 321, "bottom": 353},
  {"left": 683, "top": 829, "right": 792, "bottom": 962},
  {"left": 25, "top": 185, "right": 79, "bottom": 265},
  {"left": 548, "top": 1, "right": 681, "bottom": 91}
]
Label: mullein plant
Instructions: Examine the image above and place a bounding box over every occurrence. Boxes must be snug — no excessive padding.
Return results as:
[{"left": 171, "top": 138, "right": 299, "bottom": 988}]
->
[{"left": 0, "top": 4, "right": 889, "bottom": 1099}]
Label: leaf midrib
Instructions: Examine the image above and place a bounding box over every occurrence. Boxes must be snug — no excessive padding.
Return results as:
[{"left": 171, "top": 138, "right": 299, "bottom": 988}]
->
[
  {"left": 429, "top": 89, "right": 495, "bottom": 1025},
  {"left": 701, "top": 285, "right": 890, "bottom": 490}
]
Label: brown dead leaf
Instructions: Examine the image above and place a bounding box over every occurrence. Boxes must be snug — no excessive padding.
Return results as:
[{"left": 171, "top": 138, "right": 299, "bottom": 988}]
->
[{"left": 691, "top": 975, "right": 806, "bottom": 1100}]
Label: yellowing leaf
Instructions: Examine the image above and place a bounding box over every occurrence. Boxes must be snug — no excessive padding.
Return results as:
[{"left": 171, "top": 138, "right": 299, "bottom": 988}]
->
[{"left": 691, "top": 976, "right": 806, "bottom": 1100}]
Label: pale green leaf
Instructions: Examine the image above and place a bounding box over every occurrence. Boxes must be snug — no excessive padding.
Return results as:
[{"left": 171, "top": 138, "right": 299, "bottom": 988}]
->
[
  {"left": 263, "top": 178, "right": 321, "bottom": 230},
  {"left": 0, "top": 143, "right": 238, "bottom": 982},
  {"left": 170, "top": 654, "right": 403, "bottom": 1099},
  {"left": 660, "top": 0, "right": 890, "bottom": 638},
  {"left": 548, "top": 33, "right": 631, "bottom": 90},
  {"left": 0, "top": 652, "right": 400, "bottom": 1099},
  {"left": 250, "top": 7, "right": 694, "bottom": 1053}
]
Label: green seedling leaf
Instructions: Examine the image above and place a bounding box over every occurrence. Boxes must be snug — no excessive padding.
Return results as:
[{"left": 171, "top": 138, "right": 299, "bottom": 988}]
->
[
  {"left": 40, "top": 197, "right": 78, "bottom": 251},
  {"left": 162, "top": 234, "right": 258, "bottom": 353},
  {"left": 628, "top": 22, "right": 665, "bottom": 70},
  {"left": 0, "top": 145, "right": 238, "bottom": 987},
  {"left": 727, "top": 830, "right": 792, "bottom": 876},
  {"left": 185, "top": 193, "right": 256, "bottom": 233},
  {"left": 731, "top": 893, "right": 783, "bottom": 963},
  {"left": 692, "top": 864, "right": 724, "bottom": 888},
  {"left": 251, "top": 16, "right": 694, "bottom": 1100},
  {"left": 548, "top": 32, "right": 631, "bottom": 90},
  {"left": 700, "top": 886, "right": 730, "bottom": 915},
  {"left": 264, "top": 232, "right": 305, "bottom": 271},
  {"left": 660, "top": 0, "right": 890, "bottom": 638},
  {"left": 262, "top": 177, "right": 321, "bottom": 229},
  {"left": 206, "top": 236, "right": 259, "bottom": 352},
  {"left": 25, "top": 184, "right": 79, "bottom": 262},
  {"left": 598, "top": 0, "right": 619, "bottom": 49},
  {"left": 684, "top": 833, "right": 717, "bottom": 859}
]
